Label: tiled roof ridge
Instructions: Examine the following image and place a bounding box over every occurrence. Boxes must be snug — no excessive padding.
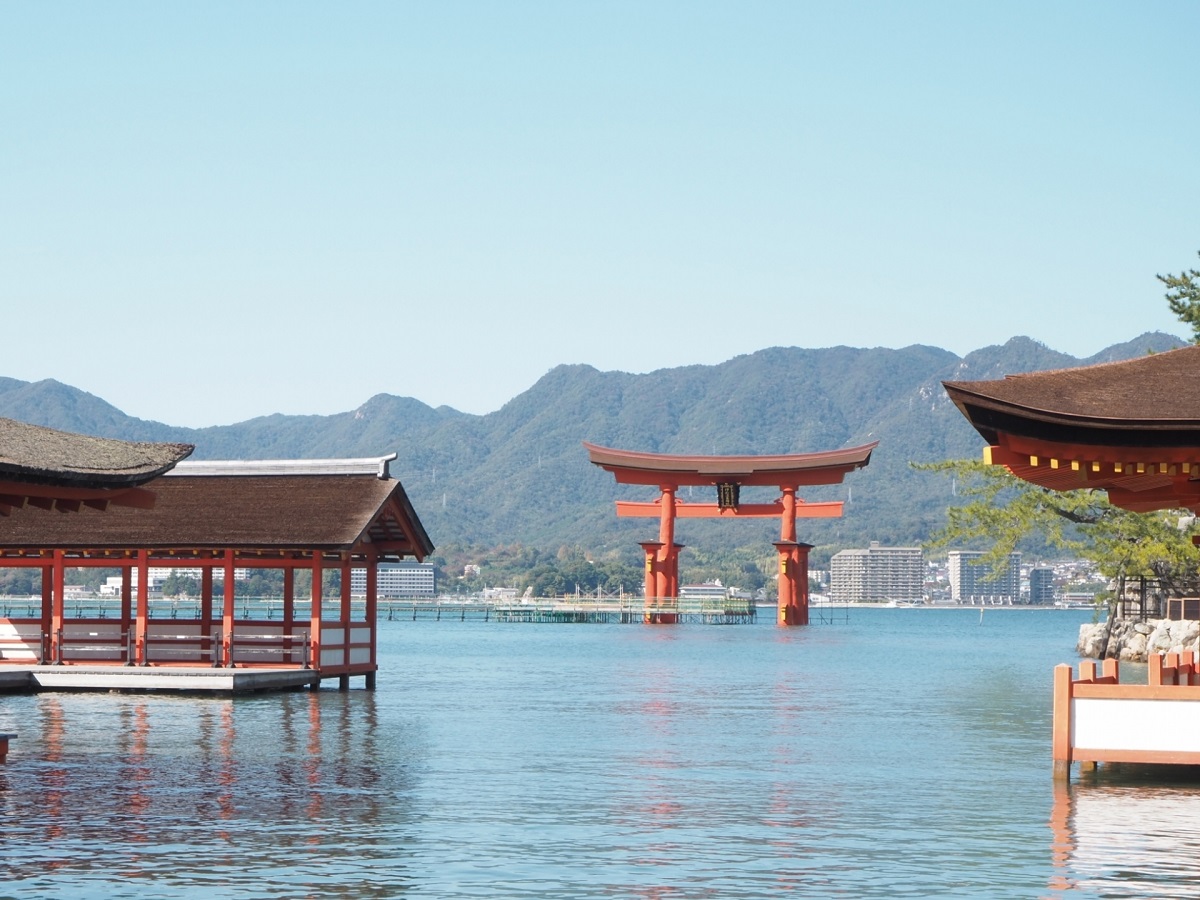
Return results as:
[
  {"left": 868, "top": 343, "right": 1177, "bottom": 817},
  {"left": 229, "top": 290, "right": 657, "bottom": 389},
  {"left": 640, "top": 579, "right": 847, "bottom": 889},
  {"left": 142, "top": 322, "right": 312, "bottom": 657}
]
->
[{"left": 168, "top": 455, "right": 396, "bottom": 479}]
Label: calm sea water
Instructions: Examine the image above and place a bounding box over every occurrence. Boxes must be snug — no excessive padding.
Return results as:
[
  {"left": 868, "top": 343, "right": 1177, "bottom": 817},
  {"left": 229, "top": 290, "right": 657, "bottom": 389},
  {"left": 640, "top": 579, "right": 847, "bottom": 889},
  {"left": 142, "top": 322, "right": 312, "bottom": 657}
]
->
[{"left": 2, "top": 608, "right": 1200, "bottom": 898}]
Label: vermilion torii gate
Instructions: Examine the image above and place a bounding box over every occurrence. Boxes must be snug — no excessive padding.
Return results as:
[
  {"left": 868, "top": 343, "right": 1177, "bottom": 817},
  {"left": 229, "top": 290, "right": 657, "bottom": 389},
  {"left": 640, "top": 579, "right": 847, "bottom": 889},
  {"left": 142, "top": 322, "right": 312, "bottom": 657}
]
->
[{"left": 584, "top": 441, "right": 876, "bottom": 625}]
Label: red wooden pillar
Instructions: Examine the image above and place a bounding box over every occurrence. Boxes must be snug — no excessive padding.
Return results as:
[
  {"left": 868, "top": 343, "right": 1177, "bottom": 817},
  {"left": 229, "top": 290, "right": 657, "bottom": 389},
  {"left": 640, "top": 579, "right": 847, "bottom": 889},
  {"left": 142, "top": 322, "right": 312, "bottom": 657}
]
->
[
  {"left": 780, "top": 486, "right": 798, "bottom": 543},
  {"left": 51, "top": 551, "right": 65, "bottom": 664},
  {"left": 774, "top": 541, "right": 813, "bottom": 626},
  {"left": 310, "top": 552, "right": 323, "bottom": 686},
  {"left": 775, "top": 542, "right": 794, "bottom": 624},
  {"left": 201, "top": 566, "right": 214, "bottom": 665},
  {"left": 794, "top": 543, "right": 812, "bottom": 625},
  {"left": 39, "top": 562, "right": 52, "bottom": 664},
  {"left": 646, "top": 485, "right": 681, "bottom": 624},
  {"left": 639, "top": 542, "right": 662, "bottom": 601},
  {"left": 283, "top": 566, "right": 295, "bottom": 666},
  {"left": 656, "top": 486, "right": 676, "bottom": 600},
  {"left": 222, "top": 550, "right": 236, "bottom": 667},
  {"left": 776, "top": 488, "right": 809, "bottom": 626},
  {"left": 663, "top": 544, "right": 683, "bottom": 601},
  {"left": 1052, "top": 663, "right": 1074, "bottom": 780},
  {"left": 133, "top": 549, "right": 149, "bottom": 665},
  {"left": 120, "top": 562, "right": 133, "bottom": 664},
  {"left": 339, "top": 554, "right": 352, "bottom": 689},
  {"left": 651, "top": 543, "right": 682, "bottom": 624},
  {"left": 365, "top": 549, "right": 378, "bottom": 690}
]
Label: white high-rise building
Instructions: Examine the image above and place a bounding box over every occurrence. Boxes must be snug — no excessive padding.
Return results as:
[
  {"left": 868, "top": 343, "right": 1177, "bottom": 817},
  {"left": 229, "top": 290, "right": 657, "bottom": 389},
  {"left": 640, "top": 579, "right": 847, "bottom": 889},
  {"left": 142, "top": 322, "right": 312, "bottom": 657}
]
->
[
  {"left": 830, "top": 542, "right": 923, "bottom": 602},
  {"left": 350, "top": 562, "right": 437, "bottom": 598},
  {"left": 948, "top": 550, "right": 1021, "bottom": 603}
]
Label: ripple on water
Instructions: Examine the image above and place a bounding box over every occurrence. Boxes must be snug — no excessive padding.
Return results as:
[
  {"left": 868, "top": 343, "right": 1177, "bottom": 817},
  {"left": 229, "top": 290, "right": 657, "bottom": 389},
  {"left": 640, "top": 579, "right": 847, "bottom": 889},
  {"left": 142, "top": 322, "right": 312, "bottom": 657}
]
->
[{"left": 2, "top": 610, "right": 1194, "bottom": 898}]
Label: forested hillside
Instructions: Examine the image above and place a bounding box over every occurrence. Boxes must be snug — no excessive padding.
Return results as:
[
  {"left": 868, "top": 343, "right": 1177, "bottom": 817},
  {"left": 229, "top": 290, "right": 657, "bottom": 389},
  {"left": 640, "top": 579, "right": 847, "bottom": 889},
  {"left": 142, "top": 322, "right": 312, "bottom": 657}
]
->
[{"left": 0, "top": 332, "right": 1183, "bottom": 569}]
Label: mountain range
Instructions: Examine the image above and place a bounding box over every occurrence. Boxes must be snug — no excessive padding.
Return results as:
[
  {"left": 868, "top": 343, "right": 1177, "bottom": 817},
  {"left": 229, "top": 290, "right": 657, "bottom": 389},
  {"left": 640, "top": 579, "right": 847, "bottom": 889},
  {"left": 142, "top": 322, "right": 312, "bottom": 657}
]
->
[{"left": 0, "top": 332, "right": 1186, "bottom": 565}]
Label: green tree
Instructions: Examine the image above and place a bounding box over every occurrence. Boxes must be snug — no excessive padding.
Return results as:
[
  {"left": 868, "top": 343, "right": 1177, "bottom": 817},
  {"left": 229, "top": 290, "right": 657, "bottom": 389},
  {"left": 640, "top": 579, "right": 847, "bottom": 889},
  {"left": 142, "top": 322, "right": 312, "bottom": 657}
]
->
[
  {"left": 917, "top": 459, "right": 1200, "bottom": 594},
  {"left": 1159, "top": 251, "right": 1200, "bottom": 344}
]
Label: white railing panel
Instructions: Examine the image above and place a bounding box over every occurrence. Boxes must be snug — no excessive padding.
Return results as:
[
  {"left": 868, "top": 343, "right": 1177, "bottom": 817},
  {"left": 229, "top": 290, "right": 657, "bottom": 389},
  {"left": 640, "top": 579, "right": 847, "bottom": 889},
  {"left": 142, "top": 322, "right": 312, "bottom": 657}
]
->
[{"left": 1074, "top": 698, "right": 1200, "bottom": 753}]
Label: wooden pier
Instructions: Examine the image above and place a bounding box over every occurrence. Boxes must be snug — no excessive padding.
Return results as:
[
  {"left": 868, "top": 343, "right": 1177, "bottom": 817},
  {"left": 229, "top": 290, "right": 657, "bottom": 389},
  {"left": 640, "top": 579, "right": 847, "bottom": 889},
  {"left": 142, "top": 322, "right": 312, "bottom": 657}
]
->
[
  {"left": 0, "top": 663, "right": 317, "bottom": 694},
  {"left": 376, "top": 596, "right": 759, "bottom": 624},
  {"left": 492, "top": 597, "right": 757, "bottom": 624}
]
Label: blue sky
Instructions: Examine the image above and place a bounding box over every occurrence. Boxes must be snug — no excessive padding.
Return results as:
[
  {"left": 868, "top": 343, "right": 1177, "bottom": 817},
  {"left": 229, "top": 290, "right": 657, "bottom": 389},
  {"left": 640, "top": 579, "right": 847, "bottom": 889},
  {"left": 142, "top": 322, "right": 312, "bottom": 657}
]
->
[{"left": 3, "top": 2, "right": 1198, "bottom": 428}]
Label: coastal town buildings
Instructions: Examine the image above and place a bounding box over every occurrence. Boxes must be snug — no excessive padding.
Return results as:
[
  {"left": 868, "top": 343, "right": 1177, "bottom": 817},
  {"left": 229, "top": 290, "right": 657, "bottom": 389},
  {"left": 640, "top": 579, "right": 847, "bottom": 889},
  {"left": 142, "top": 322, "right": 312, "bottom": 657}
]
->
[
  {"left": 947, "top": 550, "right": 1021, "bottom": 604},
  {"left": 98, "top": 566, "right": 251, "bottom": 597},
  {"left": 1029, "top": 566, "right": 1055, "bottom": 605},
  {"left": 678, "top": 581, "right": 729, "bottom": 601},
  {"left": 351, "top": 562, "right": 436, "bottom": 598},
  {"left": 830, "top": 542, "right": 923, "bottom": 602}
]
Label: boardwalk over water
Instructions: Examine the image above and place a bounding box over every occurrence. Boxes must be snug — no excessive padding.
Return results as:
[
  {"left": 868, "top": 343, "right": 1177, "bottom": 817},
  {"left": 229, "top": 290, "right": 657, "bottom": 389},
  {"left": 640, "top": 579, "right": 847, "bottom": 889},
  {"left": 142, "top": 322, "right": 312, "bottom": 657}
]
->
[
  {"left": 0, "top": 596, "right": 859, "bottom": 628},
  {"left": 0, "top": 595, "right": 797, "bottom": 625}
]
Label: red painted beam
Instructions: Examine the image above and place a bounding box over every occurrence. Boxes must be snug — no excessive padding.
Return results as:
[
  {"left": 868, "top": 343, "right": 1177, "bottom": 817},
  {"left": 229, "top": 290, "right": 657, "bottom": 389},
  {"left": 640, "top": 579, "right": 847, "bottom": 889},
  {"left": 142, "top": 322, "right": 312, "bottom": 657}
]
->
[{"left": 615, "top": 500, "right": 843, "bottom": 518}]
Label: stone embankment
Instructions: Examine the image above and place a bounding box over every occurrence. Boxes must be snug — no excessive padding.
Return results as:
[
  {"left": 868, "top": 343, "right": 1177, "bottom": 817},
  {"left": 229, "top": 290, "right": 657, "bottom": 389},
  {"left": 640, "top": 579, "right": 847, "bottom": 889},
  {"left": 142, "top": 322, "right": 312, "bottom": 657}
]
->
[{"left": 1077, "top": 617, "right": 1200, "bottom": 662}]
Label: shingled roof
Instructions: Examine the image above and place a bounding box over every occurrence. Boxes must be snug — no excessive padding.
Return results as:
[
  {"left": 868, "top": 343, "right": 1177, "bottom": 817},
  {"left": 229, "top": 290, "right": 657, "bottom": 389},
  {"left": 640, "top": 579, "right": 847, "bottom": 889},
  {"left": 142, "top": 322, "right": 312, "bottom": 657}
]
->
[
  {"left": 943, "top": 345, "right": 1200, "bottom": 447},
  {"left": 0, "top": 417, "right": 193, "bottom": 487},
  {"left": 943, "top": 344, "right": 1200, "bottom": 512},
  {"left": 0, "top": 456, "right": 433, "bottom": 560}
]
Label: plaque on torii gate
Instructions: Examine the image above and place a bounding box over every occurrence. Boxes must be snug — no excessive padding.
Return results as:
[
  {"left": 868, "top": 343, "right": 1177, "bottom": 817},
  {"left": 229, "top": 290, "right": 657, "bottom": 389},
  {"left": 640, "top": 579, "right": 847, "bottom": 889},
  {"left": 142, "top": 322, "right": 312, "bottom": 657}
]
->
[{"left": 584, "top": 441, "right": 877, "bottom": 625}]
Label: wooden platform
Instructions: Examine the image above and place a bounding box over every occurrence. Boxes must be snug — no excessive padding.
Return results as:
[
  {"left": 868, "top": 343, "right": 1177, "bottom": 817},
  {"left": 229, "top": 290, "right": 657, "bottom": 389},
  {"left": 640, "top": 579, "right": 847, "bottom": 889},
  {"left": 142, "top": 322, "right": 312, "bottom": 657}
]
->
[{"left": 0, "top": 664, "right": 318, "bottom": 694}]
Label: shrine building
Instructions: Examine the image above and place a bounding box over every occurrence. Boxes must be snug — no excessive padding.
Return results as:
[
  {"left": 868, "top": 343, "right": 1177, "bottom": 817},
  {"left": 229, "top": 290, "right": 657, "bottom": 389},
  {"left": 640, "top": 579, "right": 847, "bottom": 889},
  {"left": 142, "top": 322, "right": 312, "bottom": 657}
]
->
[
  {"left": 943, "top": 344, "right": 1200, "bottom": 778},
  {"left": 0, "top": 418, "right": 432, "bottom": 692}
]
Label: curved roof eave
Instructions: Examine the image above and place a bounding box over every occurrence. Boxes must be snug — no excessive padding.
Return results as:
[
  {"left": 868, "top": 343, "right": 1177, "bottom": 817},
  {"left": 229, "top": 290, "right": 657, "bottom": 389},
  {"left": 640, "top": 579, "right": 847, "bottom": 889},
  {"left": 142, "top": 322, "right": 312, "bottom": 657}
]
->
[
  {"left": 583, "top": 440, "right": 877, "bottom": 483},
  {"left": 0, "top": 417, "right": 194, "bottom": 488}
]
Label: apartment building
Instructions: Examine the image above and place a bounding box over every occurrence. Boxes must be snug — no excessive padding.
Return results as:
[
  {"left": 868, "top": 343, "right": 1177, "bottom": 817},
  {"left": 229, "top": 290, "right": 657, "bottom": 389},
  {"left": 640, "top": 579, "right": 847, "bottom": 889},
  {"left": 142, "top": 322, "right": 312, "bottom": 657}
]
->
[
  {"left": 830, "top": 542, "right": 923, "bottom": 602},
  {"left": 350, "top": 562, "right": 437, "bottom": 599},
  {"left": 947, "top": 550, "right": 1022, "bottom": 603}
]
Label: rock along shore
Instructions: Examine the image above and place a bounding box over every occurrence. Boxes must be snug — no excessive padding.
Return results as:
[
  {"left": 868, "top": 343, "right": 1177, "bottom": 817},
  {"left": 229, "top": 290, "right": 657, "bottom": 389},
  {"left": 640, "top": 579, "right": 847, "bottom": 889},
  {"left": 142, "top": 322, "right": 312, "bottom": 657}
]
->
[{"left": 1077, "top": 617, "right": 1200, "bottom": 662}]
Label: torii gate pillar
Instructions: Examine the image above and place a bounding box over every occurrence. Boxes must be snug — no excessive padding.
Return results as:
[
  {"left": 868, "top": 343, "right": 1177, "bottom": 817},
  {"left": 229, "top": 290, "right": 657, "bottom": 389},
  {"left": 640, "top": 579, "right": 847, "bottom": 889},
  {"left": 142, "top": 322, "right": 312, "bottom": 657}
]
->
[
  {"left": 774, "top": 541, "right": 814, "bottom": 626},
  {"left": 639, "top": 539, "right": 683, "bottom": 624},
  {"left": 775, "top": 485, "right": 812, "bottom": 626}
]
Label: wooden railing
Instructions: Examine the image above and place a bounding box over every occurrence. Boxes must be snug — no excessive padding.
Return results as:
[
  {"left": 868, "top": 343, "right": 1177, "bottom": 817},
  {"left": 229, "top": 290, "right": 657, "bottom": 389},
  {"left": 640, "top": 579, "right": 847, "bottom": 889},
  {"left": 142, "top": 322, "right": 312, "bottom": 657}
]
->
[
  {"left": 0, "top": 629, "right": 44, "bottom": 663},
  {"left": 1149, "top": 649, "right": 1199, "bottom": 685},
  {"left": 1053, "top": 652, "right": 1200, "bottom": 780}
]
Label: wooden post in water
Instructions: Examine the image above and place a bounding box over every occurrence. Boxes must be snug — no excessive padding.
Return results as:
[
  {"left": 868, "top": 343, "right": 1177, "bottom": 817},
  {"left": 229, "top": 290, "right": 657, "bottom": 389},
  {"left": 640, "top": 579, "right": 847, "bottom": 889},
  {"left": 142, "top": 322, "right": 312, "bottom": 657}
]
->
[
  {"left": 365, "top": 547, "right": 378, "bottom": 691},
  {"left": 135, "top": 549, "right": 149, "bottom": 666},
  {"left": 1052, "top": 664, "right": 1074, "bottom": 781},
  {"left": 283, "top": 567, "right": 295, "bottom": 665},
  {"left": 120, "top": 561, "right": 134, "bottom": 665},
  {"left": 639, "top": 541, "right": 663, "bottom": 624},
  {"left": 222, "top": 549, "right": 236, "bottom": 668},
  {"left": 339, "top": 554, "right": 352, "bottom": 690},
  {"left": 310, "top": 551, "right": 323, "bottom": 690}
]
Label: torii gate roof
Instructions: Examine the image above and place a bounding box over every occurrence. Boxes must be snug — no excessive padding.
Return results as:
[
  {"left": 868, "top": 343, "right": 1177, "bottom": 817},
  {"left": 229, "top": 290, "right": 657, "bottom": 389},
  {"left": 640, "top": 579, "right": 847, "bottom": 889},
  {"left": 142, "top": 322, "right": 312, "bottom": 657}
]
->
[
  {"left": 943, "top": 344, "right": 1200, "bottom": 512},
  {"left": 583, "top": 441, "right": 877, "bottom": 486}
]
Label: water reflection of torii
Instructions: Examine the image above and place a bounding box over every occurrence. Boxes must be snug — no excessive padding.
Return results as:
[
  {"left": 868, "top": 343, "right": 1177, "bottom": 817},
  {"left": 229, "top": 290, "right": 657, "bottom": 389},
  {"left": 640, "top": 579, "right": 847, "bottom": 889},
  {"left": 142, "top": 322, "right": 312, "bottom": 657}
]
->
[{"left": 584, "top": 442, "right": 877, "bottom": 626}]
